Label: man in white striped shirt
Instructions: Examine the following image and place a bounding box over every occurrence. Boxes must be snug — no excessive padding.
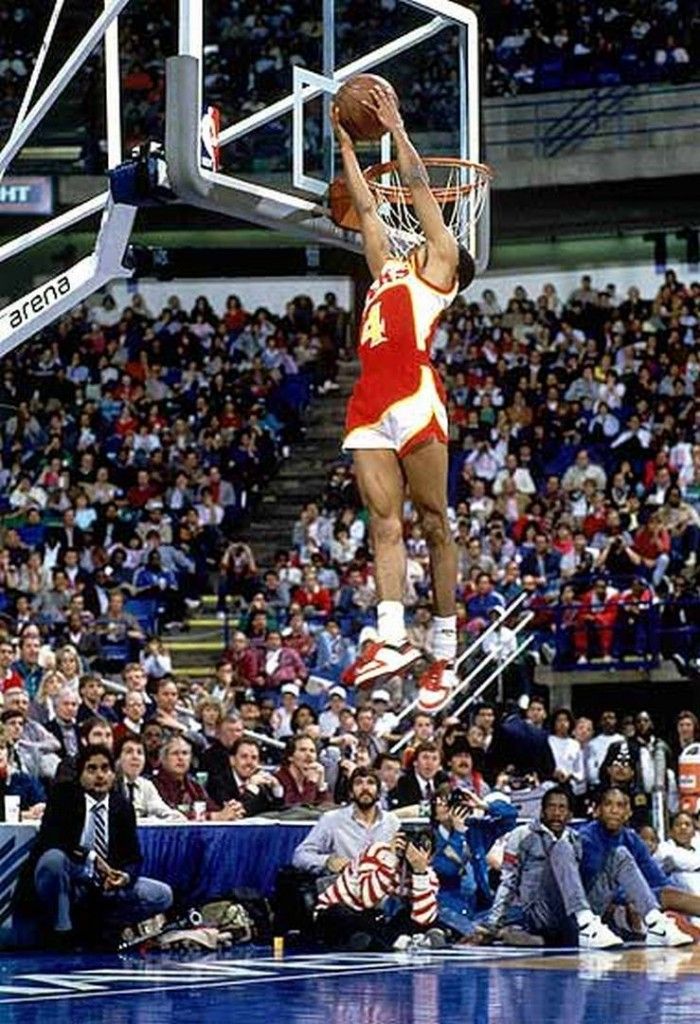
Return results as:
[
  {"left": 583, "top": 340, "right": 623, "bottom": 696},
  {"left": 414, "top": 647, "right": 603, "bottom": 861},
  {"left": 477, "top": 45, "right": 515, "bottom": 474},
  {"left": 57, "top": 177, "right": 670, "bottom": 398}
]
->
[{"left": 315, "top": 831, "right": 441, "bottom": 950}]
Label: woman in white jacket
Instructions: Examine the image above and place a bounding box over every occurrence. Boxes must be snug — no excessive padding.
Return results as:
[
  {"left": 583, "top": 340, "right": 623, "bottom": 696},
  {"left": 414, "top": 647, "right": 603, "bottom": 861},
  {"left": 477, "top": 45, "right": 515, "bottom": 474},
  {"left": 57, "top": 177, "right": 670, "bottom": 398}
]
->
[{"left": 655, "top": 811, "right": 700, "bottom": 924}]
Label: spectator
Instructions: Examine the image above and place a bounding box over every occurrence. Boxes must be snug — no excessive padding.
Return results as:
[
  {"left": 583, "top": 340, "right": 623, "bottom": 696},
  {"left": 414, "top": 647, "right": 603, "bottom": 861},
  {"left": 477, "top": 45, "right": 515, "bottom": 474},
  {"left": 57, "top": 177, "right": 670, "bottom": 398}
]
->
[
  {"left": 297, "top": 753, "right": 392, "bottom": 864},
  {"left": 276, "top": 735, "right": 329, "bottom": 807},
  {"left": 153, "top": 736, "right": 241, "bottom": 821},
  {"left": 204, "top": 736, "right": 283, "bottom": 815},
  {"left": 28, "top": 744, "right": 173, "bottom": 948},
  {"left": 116, "top": 737, "right": 186, "bottom": 821}
]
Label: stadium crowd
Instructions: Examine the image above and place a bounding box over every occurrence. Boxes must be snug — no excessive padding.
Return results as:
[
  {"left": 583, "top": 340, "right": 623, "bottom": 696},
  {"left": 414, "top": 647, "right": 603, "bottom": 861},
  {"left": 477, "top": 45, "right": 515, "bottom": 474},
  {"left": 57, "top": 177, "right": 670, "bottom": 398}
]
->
[
  {"left": 1, "top": 1, "right": 697, "bottom": 167},
  {"left": 0, "top": 266, "right": 698, "bottom": 952}
]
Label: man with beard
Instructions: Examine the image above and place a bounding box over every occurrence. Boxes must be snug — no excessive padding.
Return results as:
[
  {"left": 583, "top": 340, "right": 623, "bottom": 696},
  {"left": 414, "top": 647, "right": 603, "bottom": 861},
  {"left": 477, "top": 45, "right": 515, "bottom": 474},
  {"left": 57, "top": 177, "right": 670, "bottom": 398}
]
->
[{"left": 293, "top": 766, "right": 400, "bottom": 875}]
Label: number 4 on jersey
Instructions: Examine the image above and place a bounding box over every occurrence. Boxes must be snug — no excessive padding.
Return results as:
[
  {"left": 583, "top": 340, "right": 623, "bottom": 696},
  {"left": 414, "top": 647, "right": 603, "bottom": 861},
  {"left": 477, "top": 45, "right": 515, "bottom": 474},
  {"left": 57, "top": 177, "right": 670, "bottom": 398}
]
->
[{"left": 360, "top": 301, "right": 388, "bottom": 349}]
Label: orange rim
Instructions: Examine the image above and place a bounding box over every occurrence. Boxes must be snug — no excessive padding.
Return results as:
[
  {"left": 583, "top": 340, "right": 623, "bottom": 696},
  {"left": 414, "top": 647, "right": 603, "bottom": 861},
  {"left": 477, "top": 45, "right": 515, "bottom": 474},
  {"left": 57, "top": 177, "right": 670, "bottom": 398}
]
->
[{"left": 364, "top": 157, "right": 494, "bottom": 205}]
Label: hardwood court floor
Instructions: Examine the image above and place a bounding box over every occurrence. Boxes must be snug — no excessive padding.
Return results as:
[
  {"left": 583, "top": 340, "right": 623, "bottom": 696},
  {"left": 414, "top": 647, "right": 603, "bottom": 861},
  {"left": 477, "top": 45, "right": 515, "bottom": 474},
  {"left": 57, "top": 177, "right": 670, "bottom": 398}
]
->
[{"left": 1, "top": 944, "right": 699, "bottom": 1023}]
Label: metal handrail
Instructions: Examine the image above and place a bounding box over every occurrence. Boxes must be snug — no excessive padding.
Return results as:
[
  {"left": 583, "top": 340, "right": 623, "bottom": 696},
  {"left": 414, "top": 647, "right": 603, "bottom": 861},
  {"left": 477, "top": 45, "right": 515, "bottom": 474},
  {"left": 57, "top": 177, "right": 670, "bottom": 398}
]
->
[{"left": 391, "top": 591, "right": 527, "bottom": 731}]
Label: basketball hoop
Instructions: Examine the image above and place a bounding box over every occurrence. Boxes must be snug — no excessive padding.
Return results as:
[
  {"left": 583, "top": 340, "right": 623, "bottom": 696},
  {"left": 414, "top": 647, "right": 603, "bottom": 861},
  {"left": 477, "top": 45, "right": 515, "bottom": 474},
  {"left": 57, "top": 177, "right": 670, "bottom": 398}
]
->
[{"left": 330, "top": 157, "right": 494, "bottom": 258}]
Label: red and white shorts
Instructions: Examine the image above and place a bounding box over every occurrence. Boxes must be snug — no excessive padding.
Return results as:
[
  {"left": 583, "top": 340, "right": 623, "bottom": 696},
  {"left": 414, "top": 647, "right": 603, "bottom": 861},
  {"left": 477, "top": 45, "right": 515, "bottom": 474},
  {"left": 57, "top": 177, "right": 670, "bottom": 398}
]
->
[{"left": 343, "top": 367, "right": 448, "bottom": 459}]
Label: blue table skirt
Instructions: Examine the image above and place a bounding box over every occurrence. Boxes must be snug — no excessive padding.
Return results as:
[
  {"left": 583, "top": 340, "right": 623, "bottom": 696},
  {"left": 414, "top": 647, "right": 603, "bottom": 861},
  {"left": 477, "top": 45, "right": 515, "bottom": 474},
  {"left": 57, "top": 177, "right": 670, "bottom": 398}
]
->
[
  {"left": 138, "top": 821, "right": 313, "bottom": 902},
  {"left": 1, "top": 821, "right": 313, "bottom": 947}
]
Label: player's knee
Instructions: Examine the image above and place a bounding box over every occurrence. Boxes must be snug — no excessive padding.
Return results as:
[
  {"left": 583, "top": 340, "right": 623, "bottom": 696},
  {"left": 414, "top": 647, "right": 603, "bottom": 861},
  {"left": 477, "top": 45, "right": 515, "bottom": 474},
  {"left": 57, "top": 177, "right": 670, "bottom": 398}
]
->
[
  {"left": 371, "top": 515, "right": 403, "bottom": 548},
  {"left": 420, "top": 508, "right": 450, "bottom": 548}
]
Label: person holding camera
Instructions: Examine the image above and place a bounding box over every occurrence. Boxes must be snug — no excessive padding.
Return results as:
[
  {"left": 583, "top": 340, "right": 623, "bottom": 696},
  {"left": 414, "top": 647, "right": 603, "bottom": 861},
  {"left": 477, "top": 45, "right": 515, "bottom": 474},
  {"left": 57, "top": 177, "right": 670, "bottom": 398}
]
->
[
  {"left": 431, "top": 783, "right": 517, "bottom": 938},
  {"left": 314, "top": 827, "right": 443, "bottom": 951}
]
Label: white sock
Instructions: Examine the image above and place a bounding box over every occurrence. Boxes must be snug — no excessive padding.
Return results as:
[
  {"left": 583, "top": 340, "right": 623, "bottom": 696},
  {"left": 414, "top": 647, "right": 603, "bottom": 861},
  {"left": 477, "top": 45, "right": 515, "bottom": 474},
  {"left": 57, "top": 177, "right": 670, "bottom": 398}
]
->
[
  {"left": 377, "top": 600, "right": 406, "bottom": 646},
  {"left": 575, "top": 909, "right": 595, "bottom": 928},
  {"left": 432, "top": 615, "right": 457, "bottom": 662},
  {"left": 644, "top": 908, "right": 663, "bottom": 926}
]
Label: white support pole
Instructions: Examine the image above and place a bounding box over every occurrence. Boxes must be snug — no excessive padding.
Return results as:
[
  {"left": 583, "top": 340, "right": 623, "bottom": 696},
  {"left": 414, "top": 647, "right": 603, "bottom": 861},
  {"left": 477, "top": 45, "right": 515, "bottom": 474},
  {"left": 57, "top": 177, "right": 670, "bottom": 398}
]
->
[
  {"left": 390, "top": 609, "right": 533, "bottom": 753},
  {"left": 0, "top": 0, "right": 67, "bottom": 183},
  {"left": 0, "top": 198, "right": 135, "bottom": 358},
  {"left": 392, "top": 592, "right": 527, "bottom": 729},
  {"left": 450, "top": 636, "right": 534, "bottom": 721},
  {"left": 0, "top": 192, "right": 109, "bottom": 267},
  {"left": 104, "top": 0, "right": 123, "bottom": 169},
  {"left": 179, "top": 0, "right": 203, "bottom": 58},
  {"left": 0, "top": 0, "right": 133, "bottom": 179}
]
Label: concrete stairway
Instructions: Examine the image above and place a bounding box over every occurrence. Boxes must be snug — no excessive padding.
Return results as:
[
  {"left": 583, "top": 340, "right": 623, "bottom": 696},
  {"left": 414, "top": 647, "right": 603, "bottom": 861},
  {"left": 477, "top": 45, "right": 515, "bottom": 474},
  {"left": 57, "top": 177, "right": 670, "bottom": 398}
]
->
[{"left": 167, "top": 362, "right": 357, "bottom": 679}]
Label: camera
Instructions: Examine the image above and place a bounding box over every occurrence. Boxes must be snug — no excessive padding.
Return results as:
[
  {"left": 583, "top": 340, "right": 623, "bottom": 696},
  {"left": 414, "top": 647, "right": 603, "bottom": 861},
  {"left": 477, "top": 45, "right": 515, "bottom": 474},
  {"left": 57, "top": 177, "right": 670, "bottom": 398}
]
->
[
  {"left": 396, "top": 827, "right": 434, "bottom": 859},
  {"left": 448, "top": 788, "right": 473, "bottom": 811}
]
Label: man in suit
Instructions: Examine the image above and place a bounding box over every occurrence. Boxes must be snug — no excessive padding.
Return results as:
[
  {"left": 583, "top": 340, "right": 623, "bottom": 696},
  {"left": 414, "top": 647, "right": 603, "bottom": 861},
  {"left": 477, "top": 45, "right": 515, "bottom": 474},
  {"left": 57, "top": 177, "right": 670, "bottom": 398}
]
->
[
  {"left": 31, "top": 744, "right": 172, "bottom": 947},
  {"left": 117, "top": 738, "right": 186, "bottom": 821},
  {"left": 206, "top": 736, "right": 283, "bottom": 816},
  {"left": 390, "top": 741, "right": 448, "bottom": 810},
  {"left": 46, "top": 688, "right": 82, "bottom": 759}
]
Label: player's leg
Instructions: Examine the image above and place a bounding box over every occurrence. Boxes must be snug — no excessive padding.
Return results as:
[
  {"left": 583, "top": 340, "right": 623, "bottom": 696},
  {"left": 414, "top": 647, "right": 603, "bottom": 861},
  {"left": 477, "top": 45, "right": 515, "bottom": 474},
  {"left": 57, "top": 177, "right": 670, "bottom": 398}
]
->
[
  {"left": 351, "top": 449, "right": 421, "bottom": 685},
  {"left": 401, "top": 438, "right": 458, "bottom": 713}
]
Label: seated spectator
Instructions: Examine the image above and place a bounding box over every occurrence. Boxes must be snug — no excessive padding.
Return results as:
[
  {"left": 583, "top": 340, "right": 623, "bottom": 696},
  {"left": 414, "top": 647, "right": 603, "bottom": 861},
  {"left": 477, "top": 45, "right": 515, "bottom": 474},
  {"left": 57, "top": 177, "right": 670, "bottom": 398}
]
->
[
  {"left": 370, "top": 689, "right": 400, "bottom": 741},
  {"left": 117, "top": 737, "right": 186, "bottom": 821},
  {"left": 432, "top": 784, "right": 517, "bottom": 936},
  {"left": 580, "top": 787, "right": 699, "bottom": 941},
  {"left": 292, "top": 765, "right": 400, "bottom": 876},
  {"left": 204, "top": 736, "right": 283, "bottom": 816},
  {"left": 28, "top": 670, "right": 65, "bottom": 726},
  {"left": 318, "top": 686, "right": 348, "bottom": 739},
  {"left": 314, "top": 829, "right": 442, "bottom": 951},
  {"left": 616, "top": 577, "right": 655, "bottom": 657},
  {"left": 486, "top": 787, "right": 654, "bottom": 948},
  {"left": 77, "top": 673, "right": 118, "bottom": 724},
  {"left": 95, "top": 589, "right": 145, "bottom": 670},
  {"left": 391, "top": 741, "right": 448, "bottom": 810},
  {"left": 271, "top": 684, "right": 300, "bottom": 740},
  {"left": 46, "top": 688, "right": 81, "bottom": 759},
  {"left": 195, "top": 695, "right": 224, "bottom": 746},
  {"left": 445, "top": 738, "right": 490, "bottom": 798},
  {"left": 153, "top": 736, "right": 241, "bottom": 821},
  {"left": 548, "top": 708, "right": 585, "bottom": 796},
  {"left": 1, "top": 706, "right": 60, "bottom": 782},
  {"left": 112, "top": 691, "right": 147, "bottom": 748},
  {"left": 28, "top": 744, "right": 173, "bottom": 948},
  {"left": 152, "top": 676, "right": 204, "bottom": 750},
  {"left": 313, "top": 620, "right": 354, "bottom": 683},
  {"left": 629, "top": 512, "right": 671, "bottom": 588},
  {"left": 276, "top": 735, "right": 329, "bottom": 807},
  {"left": 222, "top": 632, "right": 262, "bottom": 691},
  {"left": 0, "top": 734, "right": 45, "bottom": 820},
  {"left": 261, "top": 629, "right": 309, "bottom": 691},
  {"left": 12, "top": 626, "right": 43, "bottom": 699},
  {"left": 655, "top": 812, "right": 700, "bottom": 907},
  {"left": 572, "top": 576, "right": 619, "bottom": 663},
  {"left": 141, "top": 721, "right": 165, "bottom": 777}
]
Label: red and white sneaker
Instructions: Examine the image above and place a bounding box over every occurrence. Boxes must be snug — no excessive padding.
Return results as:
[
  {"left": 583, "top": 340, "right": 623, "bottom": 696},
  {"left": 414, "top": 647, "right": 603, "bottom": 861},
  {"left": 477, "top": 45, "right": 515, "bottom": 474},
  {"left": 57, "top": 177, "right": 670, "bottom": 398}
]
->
[
  {"left": 417, "top": 660, "right": 457, "bottom": 714},
  {"left": 352, "top": 639, "right": 422, "bottom": 688}
]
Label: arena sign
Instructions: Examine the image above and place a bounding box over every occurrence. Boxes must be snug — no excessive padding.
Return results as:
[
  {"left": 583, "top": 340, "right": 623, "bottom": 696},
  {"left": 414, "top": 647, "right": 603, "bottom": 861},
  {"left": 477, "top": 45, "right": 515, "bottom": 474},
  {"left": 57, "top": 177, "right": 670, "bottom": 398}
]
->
[{"left": 0, "top": 177, "right": 53, "bottom": 216}]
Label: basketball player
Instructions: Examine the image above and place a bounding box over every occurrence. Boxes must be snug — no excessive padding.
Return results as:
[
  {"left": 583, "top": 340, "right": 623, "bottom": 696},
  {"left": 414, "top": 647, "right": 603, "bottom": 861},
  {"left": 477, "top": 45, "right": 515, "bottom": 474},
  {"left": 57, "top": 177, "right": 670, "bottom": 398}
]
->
[{"left": 332, "top": 84, "right": 475, "bottom": 714}]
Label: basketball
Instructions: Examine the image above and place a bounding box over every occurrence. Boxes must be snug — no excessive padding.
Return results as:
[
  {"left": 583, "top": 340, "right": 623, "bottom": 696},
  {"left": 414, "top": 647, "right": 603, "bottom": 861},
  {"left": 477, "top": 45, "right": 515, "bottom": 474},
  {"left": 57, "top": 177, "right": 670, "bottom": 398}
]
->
[{"left": 335, "top": 73, "right": 398, "bottom": 141}]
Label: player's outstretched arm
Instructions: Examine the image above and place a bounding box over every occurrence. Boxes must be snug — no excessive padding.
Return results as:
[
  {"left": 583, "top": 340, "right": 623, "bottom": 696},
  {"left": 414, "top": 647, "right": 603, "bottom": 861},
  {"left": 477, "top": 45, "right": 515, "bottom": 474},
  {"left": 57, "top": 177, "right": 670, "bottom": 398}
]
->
[
  {"left": 364, "top": 86, "right": 457, "bottom": 274},
  {"left": 332, "top": 105, "right": 390, "bottom": 279}
]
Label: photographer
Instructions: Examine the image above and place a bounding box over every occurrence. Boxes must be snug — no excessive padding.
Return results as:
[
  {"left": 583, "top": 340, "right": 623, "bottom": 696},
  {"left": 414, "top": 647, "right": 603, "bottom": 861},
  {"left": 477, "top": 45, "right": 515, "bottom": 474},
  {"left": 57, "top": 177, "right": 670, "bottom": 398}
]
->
[
  {"left": 315, "top": 827, "right": 442, "bottom": 951},
  {"left": 432, "top": 784, "right": 517, "bottom": 938}
]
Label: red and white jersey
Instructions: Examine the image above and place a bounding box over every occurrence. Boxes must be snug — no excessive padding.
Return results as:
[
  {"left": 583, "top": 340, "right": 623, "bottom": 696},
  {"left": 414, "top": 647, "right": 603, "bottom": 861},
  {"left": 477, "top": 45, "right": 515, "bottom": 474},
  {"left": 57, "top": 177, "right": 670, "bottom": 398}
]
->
[
  {"left": 346, "top": 254, "right": 457, "bottom": 429},
  {"left": 316, "top": 841, "right": 439, "bottom": 926}
]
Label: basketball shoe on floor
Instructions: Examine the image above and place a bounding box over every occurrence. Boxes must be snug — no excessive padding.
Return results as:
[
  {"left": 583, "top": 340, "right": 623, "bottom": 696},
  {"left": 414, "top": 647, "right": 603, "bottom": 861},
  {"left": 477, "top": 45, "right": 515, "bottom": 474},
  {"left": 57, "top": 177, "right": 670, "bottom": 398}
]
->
[
  {"left": 645, "top": 911, "right": 694, "bottom": 946},
  {"left": 578, "top": 914, "right": 624, "bottom": 950},
  {"left": 352, "top": 638, "right": 422, "bottom": 687},
  {"left": 417, "top": 660, "right": 457, "bottom": 715}
]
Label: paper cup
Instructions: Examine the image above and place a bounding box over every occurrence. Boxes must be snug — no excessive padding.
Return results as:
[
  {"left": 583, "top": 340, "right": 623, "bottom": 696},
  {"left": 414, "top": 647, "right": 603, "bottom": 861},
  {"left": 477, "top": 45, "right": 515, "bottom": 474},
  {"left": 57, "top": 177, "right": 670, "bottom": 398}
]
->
[{"left": 4, "top": 795, "right": 21, "bottom": 823}]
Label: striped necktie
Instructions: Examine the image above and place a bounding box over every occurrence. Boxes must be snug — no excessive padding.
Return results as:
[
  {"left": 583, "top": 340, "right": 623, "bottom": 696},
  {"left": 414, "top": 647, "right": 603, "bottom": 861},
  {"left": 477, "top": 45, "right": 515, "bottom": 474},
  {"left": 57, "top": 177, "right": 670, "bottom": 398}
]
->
[{"left": 92, "top": 802, "right": 109, "bottom": 861}]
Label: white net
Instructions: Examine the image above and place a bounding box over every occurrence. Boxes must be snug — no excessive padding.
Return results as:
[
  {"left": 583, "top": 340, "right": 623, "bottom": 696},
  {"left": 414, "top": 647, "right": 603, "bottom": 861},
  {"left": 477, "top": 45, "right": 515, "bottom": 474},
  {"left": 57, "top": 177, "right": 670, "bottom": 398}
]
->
[{"left": 365, "top": 159, "right": 493, "bottom": 259}]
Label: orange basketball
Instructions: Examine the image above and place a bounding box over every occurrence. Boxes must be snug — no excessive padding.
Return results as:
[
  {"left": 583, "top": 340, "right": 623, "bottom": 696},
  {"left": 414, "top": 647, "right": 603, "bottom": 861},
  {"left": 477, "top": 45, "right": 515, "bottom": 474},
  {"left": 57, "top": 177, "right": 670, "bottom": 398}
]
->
[{"left": 335, "top": 73, "right": 397, "bottom": 141}]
